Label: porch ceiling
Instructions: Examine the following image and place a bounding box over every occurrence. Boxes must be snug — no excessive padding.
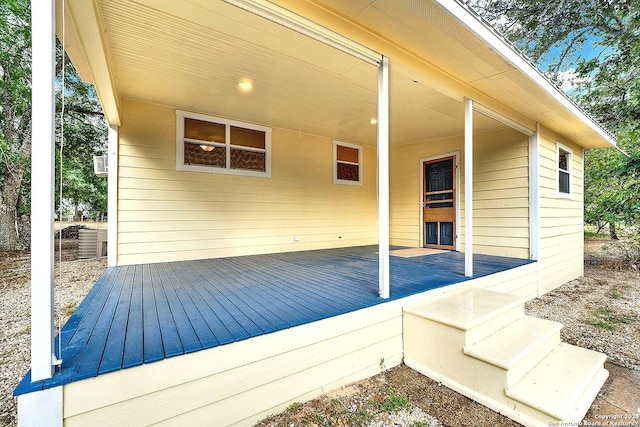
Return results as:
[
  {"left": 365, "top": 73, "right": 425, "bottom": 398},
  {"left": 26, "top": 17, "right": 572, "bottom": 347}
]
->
[{"left": 58, "top": 0, "right": 615, "bottom": 148}]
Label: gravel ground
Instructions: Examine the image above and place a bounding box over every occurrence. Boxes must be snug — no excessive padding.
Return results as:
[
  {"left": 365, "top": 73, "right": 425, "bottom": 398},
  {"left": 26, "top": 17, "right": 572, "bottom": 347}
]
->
[
  {"left": 0, "top": 240, "right": 106, "bottom": 426},
  {"left": 1, "top": 237, "right": 637, "bottom": 426}
]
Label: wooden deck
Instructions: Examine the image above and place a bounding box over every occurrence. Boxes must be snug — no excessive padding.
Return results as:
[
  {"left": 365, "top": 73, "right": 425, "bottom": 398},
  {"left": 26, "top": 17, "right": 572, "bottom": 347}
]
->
[{"left": 15, "top": 245, "right": 531, "bottom": 396}]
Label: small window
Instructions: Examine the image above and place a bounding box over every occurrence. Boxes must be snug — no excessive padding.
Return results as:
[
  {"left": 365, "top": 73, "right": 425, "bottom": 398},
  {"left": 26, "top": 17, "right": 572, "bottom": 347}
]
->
[
  {"left": 176, "top": 110, "right": 271, "bottom": 177},
  {"left": 333, "top": 141, "right": 362, "bottom": 185},
  {"left": 556, "top": 143, "right": 572, "bottom": 198}
]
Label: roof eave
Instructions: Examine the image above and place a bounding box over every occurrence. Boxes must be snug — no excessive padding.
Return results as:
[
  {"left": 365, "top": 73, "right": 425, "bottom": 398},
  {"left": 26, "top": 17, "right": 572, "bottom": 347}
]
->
[{"left": 434, "top": 0, "right": 617, "bottom": 149}]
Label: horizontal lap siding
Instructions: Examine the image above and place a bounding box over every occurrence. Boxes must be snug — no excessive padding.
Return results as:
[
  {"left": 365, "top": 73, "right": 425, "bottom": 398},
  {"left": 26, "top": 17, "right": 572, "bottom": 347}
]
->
[
  {"left": 538, "top": 132, "right": 584, "bottom": 293},
  {"left": 62, "top": 302, "right": 407, "bottom": 426},
  {"left": 117, "top": 100, "right": 377, "bottom": 264},
  {"left": 465, "top": 131, "right": 530, "bottom": 258},
  {"left": 391, "top": 129, "right": 529, "bottom": 259}
]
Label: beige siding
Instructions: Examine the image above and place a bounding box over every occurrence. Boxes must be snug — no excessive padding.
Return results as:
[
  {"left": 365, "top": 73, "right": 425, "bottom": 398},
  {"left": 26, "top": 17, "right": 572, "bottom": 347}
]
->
[
  {"left": 537, "top": 130, "right": 584, "bottom": 293},
  {"left": 63, "top": 299, "right": 407, "bottom": 427},
  {"left": 390, "top": 128, "right": 530, "bottom": 259},
  {"left": 117, "top": 100, "right": 378, "bottom": 264},
  {"left": 463, "top": 130, "right": 530, "bottom": 258}
]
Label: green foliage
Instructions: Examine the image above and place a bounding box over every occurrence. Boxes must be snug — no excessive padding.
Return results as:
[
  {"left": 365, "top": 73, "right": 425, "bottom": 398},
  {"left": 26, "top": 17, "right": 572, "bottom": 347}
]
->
[
  {"left": 586, "top": 306, "right": 636, "bottom": 331},
  {"left": 0, "top": 1, "right": 107, "bottom": 249},
  {"left": 469, "top": 0, "right": 640, "bottom": 240},
  {"left": 370, "top": 388, "right": 412, "bottom": 413}
]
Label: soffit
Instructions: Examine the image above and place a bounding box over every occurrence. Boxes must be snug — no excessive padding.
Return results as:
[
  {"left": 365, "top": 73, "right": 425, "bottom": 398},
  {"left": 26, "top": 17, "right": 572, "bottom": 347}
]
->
[
  {"left": 63, "top": 0, "right": 511, "bottom": 147},
  {"left": 280, "top": 0, "right": 615, "bottom": 148}
]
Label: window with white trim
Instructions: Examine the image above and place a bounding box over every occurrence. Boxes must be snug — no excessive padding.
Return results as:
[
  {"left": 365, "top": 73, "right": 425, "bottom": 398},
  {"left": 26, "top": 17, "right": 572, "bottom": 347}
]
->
[
  {"left": 556, "top": 143, "right": 572, "bottom": 197},
  {"left": 333, "top": 141, "right": 362, "bottom": 185},
  {"left": 176, "top": 110, "right": 271, "bottom": 177}
]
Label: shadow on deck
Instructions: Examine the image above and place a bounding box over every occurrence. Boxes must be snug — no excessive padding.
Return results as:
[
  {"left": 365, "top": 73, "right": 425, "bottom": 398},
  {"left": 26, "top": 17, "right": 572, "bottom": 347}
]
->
[{"left": 15, "top": 245, "right": 532, "bottom": 395}]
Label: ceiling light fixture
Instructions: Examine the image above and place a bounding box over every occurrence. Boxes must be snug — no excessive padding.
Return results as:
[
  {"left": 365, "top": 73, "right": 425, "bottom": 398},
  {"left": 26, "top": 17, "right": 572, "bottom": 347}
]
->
[
  {"left": 370, "top": 118, "right": 378, "bottom": 125},
  {"left": 238, "top": 80, "right": 253, "bottom": 92},
  {"left": 221, "top": 0, "right": 380, "bottom": 66},
  {"left": 200, "top": 145, "right": 215, "bottom": 152}
]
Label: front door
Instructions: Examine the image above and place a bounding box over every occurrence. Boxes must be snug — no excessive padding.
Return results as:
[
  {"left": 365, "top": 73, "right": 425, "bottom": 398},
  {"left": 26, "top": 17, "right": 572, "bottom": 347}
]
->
[{"left": 423, "top": 156, "right": 456, "bottom": 250}]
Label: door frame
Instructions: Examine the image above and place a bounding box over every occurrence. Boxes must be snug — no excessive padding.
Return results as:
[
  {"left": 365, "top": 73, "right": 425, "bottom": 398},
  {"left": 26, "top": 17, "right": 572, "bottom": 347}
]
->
[{"left": 419, "top": 152, "right": 460, "bottom": 250}]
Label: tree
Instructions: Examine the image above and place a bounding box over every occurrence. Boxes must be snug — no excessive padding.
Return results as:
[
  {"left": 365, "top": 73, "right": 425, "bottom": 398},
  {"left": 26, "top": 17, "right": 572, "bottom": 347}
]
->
[
  {"left": 0, "top": 0, "right": 32, "bottom": 250},
  {"left": 0, "top": 1, "right": 106, "bottom": 250},
  {"left": 469, "top": 0, "right": 640, "bottom": 237},
  {"left": 55, "top": 61, "right": 108, "bottom": 221}
]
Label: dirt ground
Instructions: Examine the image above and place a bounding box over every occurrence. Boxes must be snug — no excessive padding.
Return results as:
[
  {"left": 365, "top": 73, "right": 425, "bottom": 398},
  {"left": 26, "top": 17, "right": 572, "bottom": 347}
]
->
[{"left": 0, "top": 236, "right": 638, "bottom": 426}]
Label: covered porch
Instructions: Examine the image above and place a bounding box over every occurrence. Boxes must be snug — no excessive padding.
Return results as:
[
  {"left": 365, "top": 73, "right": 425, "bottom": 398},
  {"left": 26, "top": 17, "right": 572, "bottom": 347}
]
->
[{"left": 16, "top": 246, "right": 533, "bottom": 395}]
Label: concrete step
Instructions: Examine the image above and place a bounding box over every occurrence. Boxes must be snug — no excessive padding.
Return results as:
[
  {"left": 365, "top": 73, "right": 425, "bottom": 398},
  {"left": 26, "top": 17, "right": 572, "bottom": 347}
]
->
[
  {"left": 463, "top": 316, "right": 563, "bottom": 388},
  {"left": 403, "top": 288, "right": 526, "bottom": 346},
  {"left": 505, "top": 343, "right": 609, "bottom": 421}
]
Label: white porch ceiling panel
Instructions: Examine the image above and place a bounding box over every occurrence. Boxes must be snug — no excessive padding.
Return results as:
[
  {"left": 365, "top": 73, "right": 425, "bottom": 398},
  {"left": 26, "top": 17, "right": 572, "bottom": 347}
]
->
[
  {"left": 79, "top": 0, "right": 506, "bottom": 146},
  {"left": 273, "top": 0, "right": 616, "bottom": 148}
]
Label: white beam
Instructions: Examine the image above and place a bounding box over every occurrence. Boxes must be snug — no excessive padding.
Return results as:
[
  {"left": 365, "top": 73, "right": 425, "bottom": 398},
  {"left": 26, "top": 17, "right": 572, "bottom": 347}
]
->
[
  {"left": 464, "top": 98, "right": 473, "bottom": 277},
  {"left": 30, "top": 0, "right": 56, "bottom": 381},
  {"left": 378, "top": 56, "right": 390, "bottom": 298},
  {"left": 107, "top": 125, "right": 119, "bottom": 266}
]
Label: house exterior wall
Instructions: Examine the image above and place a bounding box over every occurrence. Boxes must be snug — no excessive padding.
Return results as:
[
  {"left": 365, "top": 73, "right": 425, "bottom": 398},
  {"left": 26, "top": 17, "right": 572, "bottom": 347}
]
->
[
  {"left": 390, "top": 128, "right": 530, "bottom": 259},
  {"left": 537, "top": 129, "right": 584, "bottom": 293},
  {"left": 116, "top": 100, "right": 378, "bottom": 265}
]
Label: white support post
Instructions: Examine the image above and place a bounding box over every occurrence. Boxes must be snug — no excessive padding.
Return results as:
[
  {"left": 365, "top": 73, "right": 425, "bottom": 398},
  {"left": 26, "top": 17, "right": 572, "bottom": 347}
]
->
[
  {"left": 378, "top": 56, "right": 390, "bottom": 298},
  {"left": 107, "top": 125, "right": 119, "bottom": 266},
  {"left": 30, "top": 0, "right": 56, "bottom": 381},
  {"left": 464, "top": 98, "right": 473, "bottom": 277},
  {"left": 529, "top": 124, "right": 540, "bottom": 262},
  {"left": 530, "top": 124, "right": 542, "bottom": 296}
]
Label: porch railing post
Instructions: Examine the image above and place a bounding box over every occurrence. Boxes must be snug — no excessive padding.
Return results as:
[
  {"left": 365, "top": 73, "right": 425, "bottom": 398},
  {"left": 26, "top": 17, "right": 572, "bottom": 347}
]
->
[
  {"left": 378, "top": 56, "right": 390, "bottom": 298},
  {"left": 464, "top": 98, "right": 473, "bottom": 277},
  {"left": 30, "top": 0, "right": 56, "bottom": 381}
]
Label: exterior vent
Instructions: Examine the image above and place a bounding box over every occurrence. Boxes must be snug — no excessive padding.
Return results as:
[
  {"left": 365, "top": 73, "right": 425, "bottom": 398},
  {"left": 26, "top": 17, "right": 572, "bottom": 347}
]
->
[
  {"left": 78, "top": 229, "right": 108, "bottom": 258},
  {"left": 93, "top": 155, "right": 108, "bottom": 177}
]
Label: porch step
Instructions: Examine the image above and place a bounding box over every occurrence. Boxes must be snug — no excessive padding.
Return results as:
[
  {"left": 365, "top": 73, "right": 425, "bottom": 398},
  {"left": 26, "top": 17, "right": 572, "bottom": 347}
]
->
[
  {"left": 506, "top": 343, "right": 609, "bottom": 421},
  {"left": 403, "top": 288, "right": 526, "bottom": 346},
  {"left": 463, "top": 316, "right": 563, "bottom": 388},
  {"left": 403, "top": 288, "right": 609, "bottom": 427}
]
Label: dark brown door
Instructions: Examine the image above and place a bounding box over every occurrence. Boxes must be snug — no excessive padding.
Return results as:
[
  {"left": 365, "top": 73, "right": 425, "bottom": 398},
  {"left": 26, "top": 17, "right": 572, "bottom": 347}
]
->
[{"left": 423, "top": 156, "right": 456, "bottom": 250}]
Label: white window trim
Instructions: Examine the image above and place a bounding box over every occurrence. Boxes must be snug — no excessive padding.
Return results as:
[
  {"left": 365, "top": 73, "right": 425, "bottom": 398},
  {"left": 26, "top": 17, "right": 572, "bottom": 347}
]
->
[
  {"left": 556, "top": 142, "right": 572, "bottom": 199},
  {"left": 333, "top": 140, "right": 363, "bottom": 186},
  {"left": 176, "top": 110, "right": 271, "bottom": 178}
]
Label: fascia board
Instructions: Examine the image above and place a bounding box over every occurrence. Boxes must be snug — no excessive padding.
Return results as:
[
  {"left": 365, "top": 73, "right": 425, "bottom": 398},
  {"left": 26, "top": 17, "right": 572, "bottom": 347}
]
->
[
  {"left": 60, "top": 0, "right": 121, "bottom": 126},
  {"left": 430, "top": 0, "right": 617, "bottom": 149}
]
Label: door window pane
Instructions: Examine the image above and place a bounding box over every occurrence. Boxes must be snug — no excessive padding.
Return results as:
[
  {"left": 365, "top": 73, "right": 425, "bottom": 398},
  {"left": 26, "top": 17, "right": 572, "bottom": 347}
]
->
[
  {"left": 425, "top": 222, "right": 438, "bottom": 245},
  {"left": 440, "top": 222, "right": 454, "bottom": 246}
]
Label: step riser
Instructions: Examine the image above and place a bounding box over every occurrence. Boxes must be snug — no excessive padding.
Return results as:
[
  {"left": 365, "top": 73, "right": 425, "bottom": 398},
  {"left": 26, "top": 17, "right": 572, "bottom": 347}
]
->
[
  {"left": 505, "top": 329, "right": 560, "bottom": 389},
  {"left": 464, "top": 305, "right": 524, "bottom": 347},
  {"left": 404, "top": 288, "right": 609, "bottom": 427}
]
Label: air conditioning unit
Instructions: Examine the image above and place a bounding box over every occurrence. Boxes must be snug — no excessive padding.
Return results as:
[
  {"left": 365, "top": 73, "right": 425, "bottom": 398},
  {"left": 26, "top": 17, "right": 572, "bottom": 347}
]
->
[
  {"left": 78, "top": 229, "right": 108, "bottom": 258},
  {"left": 93, "top": 155, "right": 108, "bottom": 177}
]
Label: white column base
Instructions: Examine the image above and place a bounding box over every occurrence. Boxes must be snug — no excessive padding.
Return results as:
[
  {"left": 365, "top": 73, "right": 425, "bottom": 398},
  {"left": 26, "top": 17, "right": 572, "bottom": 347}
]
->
[{"left": 18, "top": 387, "right": 62, "bottom": 427}]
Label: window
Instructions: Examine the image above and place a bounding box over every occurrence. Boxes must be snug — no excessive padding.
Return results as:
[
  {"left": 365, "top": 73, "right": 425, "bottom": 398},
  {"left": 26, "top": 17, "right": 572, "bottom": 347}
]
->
[
  {"left": 333, "top": 141, "right": 362, "bottom": 185},
  {"left": 557, "top": 143, "right": 572, "bottom": 197},
  {"left": 176, "top": 110, "right": 271, "bottom": 177}
]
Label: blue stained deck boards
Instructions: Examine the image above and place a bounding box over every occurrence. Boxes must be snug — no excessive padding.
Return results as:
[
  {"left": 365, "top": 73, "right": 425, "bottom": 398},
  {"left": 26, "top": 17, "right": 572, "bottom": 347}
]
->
[{"left": 14, "top": 246, "right": 532, "bottom": 396}]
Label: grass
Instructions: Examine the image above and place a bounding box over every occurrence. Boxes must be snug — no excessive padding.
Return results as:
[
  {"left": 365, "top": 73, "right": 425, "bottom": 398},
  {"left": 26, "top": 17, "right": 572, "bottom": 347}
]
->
[
  {"left": 259, "top": 387, "right": 416, "bottom": 426},
  {"left": 584, "top": 230, "right": 609, "bottom": 239},
  {"left": 586, "top": 307, "right": 637, "bottom": 330},
  {"left": 371, "top": 387, "right": 412, "bottom": 413}
]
